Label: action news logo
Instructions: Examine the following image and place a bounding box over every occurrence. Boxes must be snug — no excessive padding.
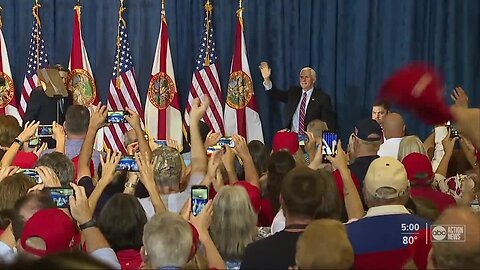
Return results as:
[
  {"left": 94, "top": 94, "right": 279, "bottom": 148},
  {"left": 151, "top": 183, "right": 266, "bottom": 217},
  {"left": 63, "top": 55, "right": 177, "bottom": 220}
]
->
[{"left": 431, "top": 225, "right": 466, "bottom": 242}]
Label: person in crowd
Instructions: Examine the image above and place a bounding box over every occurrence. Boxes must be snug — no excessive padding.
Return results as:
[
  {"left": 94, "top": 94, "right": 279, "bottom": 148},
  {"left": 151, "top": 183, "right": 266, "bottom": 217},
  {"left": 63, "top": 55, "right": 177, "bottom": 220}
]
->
[
  {"left": 210, "top": 186, "right": 257, "bottom": 269},
  {"left": 402, "top": 152, "right": 456, "bottom": 213},
  {"left": 378, "top": 113, "right": 406, "bottom": 158},
  {"left": 0, "top": 173, "right": 35, "bottom": 210},
  {"left": 293, "top": 219, "right": 354, "bottom": 269},
  {"left": 263, "top": 151, "right": 296, "bottom": 228},
  {"left": 428, "top": 206, "right": 480, "bottom": 269},
  {"left": 241, "top": 166, "right": 326, "bottom": 269},
  {"left": 346, "top": 157, "right": 431, "bottom": 269},
  {"left": 10, "top": 251, "right": 114, "bottom": 270},
  {"left": 347, "top": 118, "right": 383, "bottom": 188},
  {"left": 304, "top": 119, "right": 328, "bottom": 162},
  {"left": 35, "top": 152, "right": 74, "bottom": 187},
  {"left": 371, "top": 100, "right": 390, "bottom": 128},
  {"left": 397, "top": 135, "right": 427, "bottom": 162},
  {"left": 0, "top": 118, "right": 45, "bottom": 169},
  {"left": 98, "top": 193, "right": 147, "bottom": 270},
  {"left": 142, "top": 203, "right": 225, "bottom": 269},
  {"left": 259, "top": 62, "right": 335, "bottom": 131},
  {"left": 42, "top": 105, "right": 101, "bottom": 177}
]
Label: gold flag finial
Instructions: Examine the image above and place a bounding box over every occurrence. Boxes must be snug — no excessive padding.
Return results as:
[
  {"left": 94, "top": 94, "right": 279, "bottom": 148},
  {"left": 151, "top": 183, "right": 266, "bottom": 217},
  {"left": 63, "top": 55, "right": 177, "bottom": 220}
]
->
[
  {"left": 237, "top": 0, "right": 244, "bottom": 28},
  {"left": 161, "top": 0, "right": 165, "bottom": 12},
  {"left": 203, "top": 0, "right": 213, "bottom": 66},
  {"left": 32, "top": 1, "right": 42, "bottom": 72}
]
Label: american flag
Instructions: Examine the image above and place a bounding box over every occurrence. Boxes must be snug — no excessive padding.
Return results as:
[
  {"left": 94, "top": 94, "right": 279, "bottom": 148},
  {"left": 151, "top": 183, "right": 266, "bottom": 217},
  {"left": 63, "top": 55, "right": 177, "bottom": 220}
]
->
[
  {"left": 19, "top": 17, "right": 49, "bottom": 118},
  {"left": 104, "top": 16, "right": 143, "bottom": 154},
  {"left": 184, "top": 1, "right": 224, "bottom": 134}
]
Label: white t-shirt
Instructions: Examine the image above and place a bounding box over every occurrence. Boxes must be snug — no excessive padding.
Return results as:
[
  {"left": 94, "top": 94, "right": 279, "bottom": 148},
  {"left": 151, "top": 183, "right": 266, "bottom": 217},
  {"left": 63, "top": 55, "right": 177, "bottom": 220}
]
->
[
  {"left": 378, "top": 137, "right": 403, "bottom": 159},
  {"left": 138, "top": 172, "right": 204, "bottom": 220}
]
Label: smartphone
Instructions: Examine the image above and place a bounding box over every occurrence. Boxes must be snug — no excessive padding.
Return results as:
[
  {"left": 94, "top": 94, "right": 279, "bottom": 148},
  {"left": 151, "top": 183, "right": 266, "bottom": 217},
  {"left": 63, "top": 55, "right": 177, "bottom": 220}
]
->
[
  {"left": 116, "top": 155, "right": 139, "bottom": 172},
  {"left": 37, "top": 125, "right": 53, "bottom": 137},
  {"left": 217, "top": 137, "right": 235, "bottom": 148},
  {"left": 445, "top": 121, "right": 460, "bottom": 139},
  {"left": 191, "top": 185, "right": 208, "bottom": 216},
  {"left": 46, "top": 187, "right": 74, "bottom": 208},
  {"left": 28, "top": 138, "right": 39, "bottom": 148},
  {"left": 154, "top": 140, "right": 168, "bottom": 146},
  {"left": 107, "top": 111, "right": 128, "bottom": 124},
  {"left": 322, "top": 131, "right": 338, "bottom": 162},
  {"left": 18, "top": 169, "right": 42, "bottom": 184},
  {"left": 297, "top": 133, "right": 308, "bottom": 146},
  {"left": 206, "top": 145, "right": 224, "bottom": 155}
]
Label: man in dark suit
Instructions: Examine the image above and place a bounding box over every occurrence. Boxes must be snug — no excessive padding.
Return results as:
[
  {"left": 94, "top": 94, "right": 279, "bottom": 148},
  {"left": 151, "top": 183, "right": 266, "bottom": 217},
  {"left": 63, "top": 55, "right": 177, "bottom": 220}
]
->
[
  {"left": 24, "top": 64, "right": 73, "bottom": 148},
  {"left": 24, "top": 64, "right": 73, "bottom": 126},
  {"left": 259, "top": 62, "right": 335, "bottom": 132}
]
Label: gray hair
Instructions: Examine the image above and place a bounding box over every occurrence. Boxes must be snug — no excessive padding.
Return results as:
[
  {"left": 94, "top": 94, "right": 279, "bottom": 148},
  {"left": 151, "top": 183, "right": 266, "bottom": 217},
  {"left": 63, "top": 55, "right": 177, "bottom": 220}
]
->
[
  {"left": 300, "top": 67, "right": 317, "bottom": 82},
  {"left": 363, "top": 186, "right": 410, "bottom": 208},
  {"left": 152, "top": 146, "right": 182, "bottom": 190},
  {"left": 143, "top": 212, "right": 192, "bottom": 268},
  {"left": 397, "top": 135, "right": 427, "bottom": 162},
  {"left": 210, "top": 186, "right": 257, "bottom": 260}
]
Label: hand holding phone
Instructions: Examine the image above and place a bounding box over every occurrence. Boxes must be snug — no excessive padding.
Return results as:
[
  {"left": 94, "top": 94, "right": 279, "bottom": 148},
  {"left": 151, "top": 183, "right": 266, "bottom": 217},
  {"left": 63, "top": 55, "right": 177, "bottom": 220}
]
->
[
  {"left": 298, "top": 133, "right": 308, "bottom": 146},
  {"left": 217, "top": 137, "right": 235, "bottom": 148},
  {"left": 107, "top": 111, "right": 128, "bottom": 124},
  {"left": 116, "top": 155, "right": 139, "bottom": 171},
  {"left": 322, "top": 131, "right": 338, "bottom": 163},
  {"left": 191, "top": 185, "right": 208, "bottom": 216}
]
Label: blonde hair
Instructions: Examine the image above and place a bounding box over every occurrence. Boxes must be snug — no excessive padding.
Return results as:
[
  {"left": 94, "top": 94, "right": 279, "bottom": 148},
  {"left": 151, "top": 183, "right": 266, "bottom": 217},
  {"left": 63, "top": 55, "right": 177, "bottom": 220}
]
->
[
  {"left": 296, "top": 219, "right": 354, "bottom": 269},
  {"left": 210, "top": 186, "right": 257, "bottom": 260},
  {"left": 398, "top": 135, "right": 427, "bottom": 161}
]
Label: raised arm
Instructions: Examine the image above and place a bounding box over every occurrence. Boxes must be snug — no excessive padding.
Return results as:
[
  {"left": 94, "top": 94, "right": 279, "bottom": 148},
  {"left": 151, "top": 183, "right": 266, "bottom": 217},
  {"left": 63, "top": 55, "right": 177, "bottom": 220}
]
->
[
  {"left": 436, "top": 136, "right": 457, "bottom": 177},
  {"left": 232, "top": 134, "right": 259, "bottom": 188},
  {"left": 77, "top": 104, "right": 107, "bottom": 180},
  {"left": 135, "top": 151, "right": 166, "bottom": 214},
  {"left": 0, "top": 121, "right": 39, "bottom": 167},
  {"left": 327, "top": 141, "right": 364, "bottom": 220},
  {"left": 125, "top": 108, "right": 151, "bottom": 160},
  {"left": 52, "top": 121, "right": 66, "bottom": 154},
  {"left": 259, "top": 61, "right": 288, "bottom": 102},
  {"left": 189, "top": 98, "right": 210, "bottom": 176},
  {"left": 88, "top": 150, "right": 121, "bottom": 211}
]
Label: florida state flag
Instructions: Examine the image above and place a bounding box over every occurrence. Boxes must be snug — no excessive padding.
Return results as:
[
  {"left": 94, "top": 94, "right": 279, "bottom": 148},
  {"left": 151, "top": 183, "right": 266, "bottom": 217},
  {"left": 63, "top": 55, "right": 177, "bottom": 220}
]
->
[
  {"left": 0, "top": 10, "right": 21, "bottom": 123},
  {"left": 224, "top": 5, "right": 264, "bottom": 142},
  {"left": 144, "top": 8, "right": 182, "bottom": 145}
]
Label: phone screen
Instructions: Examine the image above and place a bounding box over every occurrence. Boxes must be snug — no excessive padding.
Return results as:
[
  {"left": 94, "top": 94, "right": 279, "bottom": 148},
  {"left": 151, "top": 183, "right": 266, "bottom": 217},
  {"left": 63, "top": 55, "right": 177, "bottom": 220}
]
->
[
  {"left": 297, "top": 133, "right": 308, "bottom": 146},
  {"left": 322, "top": 131, "right": 338, "bottom": 162},
  {"left": 154, "top": 140, "right": 168, "bottom": 146},
  {"left": 116, "top": 155, "right": 139, "bottom": 171},
  {"left": 217, "top": 137, "right": 235, "bottom": 148},
  {"left": 18, "top": 169, "right": 42, "bottom": 184},
  {"left": 191, "top": 185, "right": 208, "bottom": 216},
  {"left": 107, "top": 111, "right": 128, "bottom": 124},
  {"left": 47, "top": 188, "right": 74, "bottom": 208},
  {"left": 37, "top": 125, "right": 53, "bottom": 137}
]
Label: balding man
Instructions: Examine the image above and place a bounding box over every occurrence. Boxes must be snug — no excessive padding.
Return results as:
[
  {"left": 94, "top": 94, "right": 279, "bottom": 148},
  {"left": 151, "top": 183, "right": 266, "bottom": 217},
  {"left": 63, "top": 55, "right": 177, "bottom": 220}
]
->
[
  {"left": 378, "top": 113, "right": 406, "bottom": 158},
  {"left": 428, "top": 207, "right": 480, "bottom": 269},
  {"left": 259, "top": 62, "right": 335, "bottom": 132}
]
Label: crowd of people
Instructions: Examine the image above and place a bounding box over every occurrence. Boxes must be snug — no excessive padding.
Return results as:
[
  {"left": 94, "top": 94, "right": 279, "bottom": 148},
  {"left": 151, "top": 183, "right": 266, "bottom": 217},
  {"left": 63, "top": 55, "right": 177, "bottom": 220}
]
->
[{"left": 0, "top": 66, "right": 479, "bottom": 269}]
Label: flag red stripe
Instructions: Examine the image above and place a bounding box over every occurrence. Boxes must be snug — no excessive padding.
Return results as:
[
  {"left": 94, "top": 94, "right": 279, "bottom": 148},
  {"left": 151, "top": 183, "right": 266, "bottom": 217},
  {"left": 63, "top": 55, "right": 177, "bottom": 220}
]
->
[
  {"left": 121, "top": 73, "right": 143, "bottom": 114},
  {"left": 236, "top": 108, "right": 247, "bottom": 137},
  {"left": 159, "top": 19, "right": 168, "bottom": 73},
  {"left": 70, "top": 9, "right": 84, "bottom": 69},
  {"left": 0, "top": 39, "right": 4, "bottom": 71},
  {"left": 231, "top": 18, "right": 243, "bottom": 72},
  {"left": 204, "top": 66, "right": 225, "bottom": 132},
  {"left": 158, "top": 108, "right": 167, "bottom": 139},
  {"left": 0, "top": 108, "right": 5, "bottom": 116},
  {"left": 194, "top": 71, "right": 224, "bottom": 130}
]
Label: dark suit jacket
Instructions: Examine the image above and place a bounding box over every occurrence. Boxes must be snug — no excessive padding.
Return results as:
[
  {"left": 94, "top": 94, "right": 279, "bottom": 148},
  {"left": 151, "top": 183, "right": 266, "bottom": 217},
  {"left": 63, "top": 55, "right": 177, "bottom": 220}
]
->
[
  {"left": 23, "top": 87, "right": 73, "bottom": 125},
  {"left": 268, "top": 85, "right": 335, "bottom": 130}
]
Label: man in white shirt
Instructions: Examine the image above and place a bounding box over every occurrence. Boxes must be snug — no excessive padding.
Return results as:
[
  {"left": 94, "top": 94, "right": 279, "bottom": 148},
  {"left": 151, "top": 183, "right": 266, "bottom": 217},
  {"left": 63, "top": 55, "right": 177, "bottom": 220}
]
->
[{"left": 378, "top": 113, "right": 405, "bottom": 158}]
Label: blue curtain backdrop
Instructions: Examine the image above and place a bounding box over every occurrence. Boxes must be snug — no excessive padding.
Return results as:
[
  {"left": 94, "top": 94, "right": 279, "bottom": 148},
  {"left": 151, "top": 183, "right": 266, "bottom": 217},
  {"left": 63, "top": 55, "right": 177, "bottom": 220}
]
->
[{"left": 1, "top": 0, "right": 479, "bottom": 145}]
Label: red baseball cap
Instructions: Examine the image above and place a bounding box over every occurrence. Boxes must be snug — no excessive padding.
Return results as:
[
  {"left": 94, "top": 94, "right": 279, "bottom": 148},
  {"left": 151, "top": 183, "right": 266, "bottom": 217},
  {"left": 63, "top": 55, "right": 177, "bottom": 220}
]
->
[
  {"left": 12, "top": 151, "right": 38, "bottom": 169},
  {"left": 401, "top": 153, "right": 433, "bottom": 184},
  {"left": 378, "top": 62, "right": 452, "bottom": 124},
  {"left": 20, "top": 208, "right": 79, "bottom": 257},
  {"left": 272, "top": 131, "right": 299, "bottom": 155}
]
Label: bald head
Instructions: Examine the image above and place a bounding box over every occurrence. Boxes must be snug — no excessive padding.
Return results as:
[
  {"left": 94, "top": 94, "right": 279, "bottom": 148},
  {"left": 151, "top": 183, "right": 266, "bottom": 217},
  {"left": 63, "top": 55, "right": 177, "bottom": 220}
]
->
[
  {"left": 383, "top": 113, "right": 405, "bottom": 139},
  {"left": 430, "top": 207, "right": 480, "bottom": 269}
]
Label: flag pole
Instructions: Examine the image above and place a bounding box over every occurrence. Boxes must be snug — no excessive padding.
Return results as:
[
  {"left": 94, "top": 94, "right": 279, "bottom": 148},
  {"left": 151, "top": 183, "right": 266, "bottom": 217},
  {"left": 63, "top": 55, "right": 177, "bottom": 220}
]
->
[
  {"left": 0, "top": 5, "right": 3, "bottom": 29},
  {"left": 204, "top": 0, "right": 213, "bottom": 66},
  {"left": 115, "top": 0, "right": 126, "bottom": 89},
  {"left": 237, "top": 0, "right": 244, "bottom": 27},
  {"left": 32, "top": 0, "right": 42, "bottom": 75}
]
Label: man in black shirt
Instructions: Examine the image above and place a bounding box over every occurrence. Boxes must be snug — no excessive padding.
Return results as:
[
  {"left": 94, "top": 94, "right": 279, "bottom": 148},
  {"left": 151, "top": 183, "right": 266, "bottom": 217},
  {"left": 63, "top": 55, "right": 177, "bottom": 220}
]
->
[
  {"left": 347, "top": 118, "right": 383, "bottom": 189},
  {"left": 241, "top": 167, "right": 325, "bottom": 269}
]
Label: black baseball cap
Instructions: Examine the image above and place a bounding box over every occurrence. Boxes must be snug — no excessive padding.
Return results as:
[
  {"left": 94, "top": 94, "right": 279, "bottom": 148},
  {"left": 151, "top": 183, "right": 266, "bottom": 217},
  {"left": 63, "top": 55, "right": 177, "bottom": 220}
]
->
[{"left": 353, "top": 118, "right": 383, "bottom": 142}]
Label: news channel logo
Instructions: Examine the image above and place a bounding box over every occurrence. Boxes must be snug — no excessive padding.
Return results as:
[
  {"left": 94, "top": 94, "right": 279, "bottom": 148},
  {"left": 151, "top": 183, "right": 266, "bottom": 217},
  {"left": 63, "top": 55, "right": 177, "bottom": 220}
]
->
[{"left": 431, "top": 225, "right": 466, "bottom": 242}]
